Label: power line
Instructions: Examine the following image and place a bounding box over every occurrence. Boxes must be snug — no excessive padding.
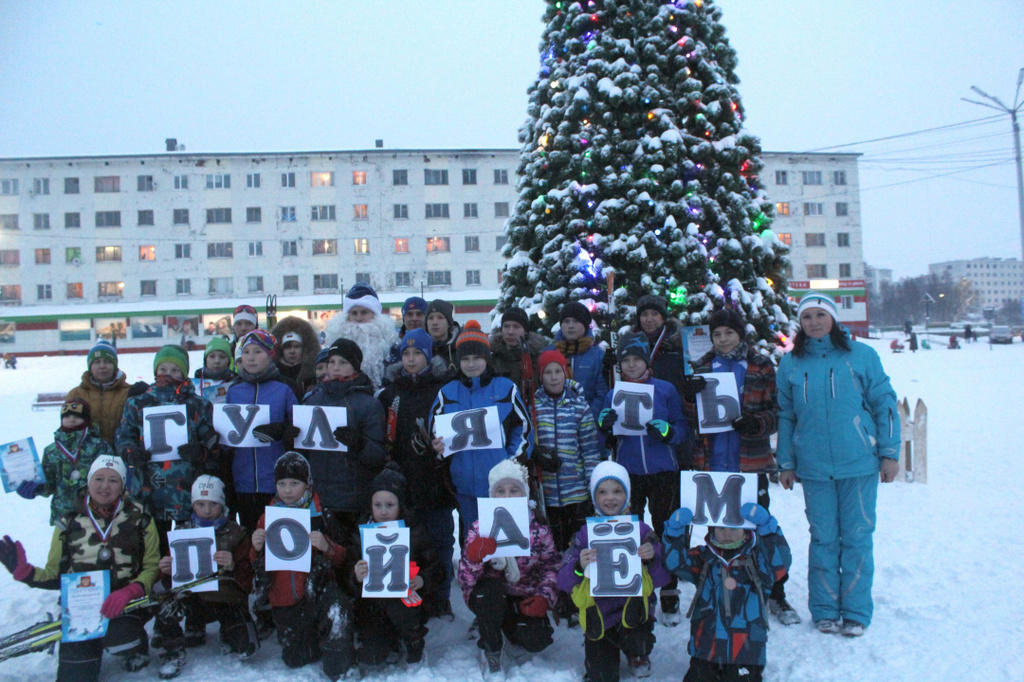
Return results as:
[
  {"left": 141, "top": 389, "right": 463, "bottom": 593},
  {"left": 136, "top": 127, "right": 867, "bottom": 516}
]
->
[{"left": 801, "top": 114, "right": 1005, "bottom": 153}]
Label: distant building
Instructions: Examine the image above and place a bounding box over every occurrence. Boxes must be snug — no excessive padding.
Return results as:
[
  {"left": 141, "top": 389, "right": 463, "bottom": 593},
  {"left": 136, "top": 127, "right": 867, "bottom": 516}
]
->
[
  {"left": 864, "top": 264, "right": 893, "bottom": 299},
  {"left": 928, "top": 258, "right": 1023, "bottom": 311}
]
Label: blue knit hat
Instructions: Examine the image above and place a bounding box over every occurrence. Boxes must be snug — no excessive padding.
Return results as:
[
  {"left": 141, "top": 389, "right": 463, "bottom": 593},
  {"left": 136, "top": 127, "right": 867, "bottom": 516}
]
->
[
  {"left": 315, "top": 348, "right": 331, "bottom": 366},
  {"left": 88, "top": 340, "right": 117, "bottom": 369},
  {"left": 343, "top": 283, "right": 382, "bottom": 317},
  {"left": 400, "top": 328, "right": 434, "bottom": 362},
  {"left": 402, "top": 296, "right": 428, "bottom": 318},
  {"left": 616, "top": 332, "right": 651, "bottom": 365}
]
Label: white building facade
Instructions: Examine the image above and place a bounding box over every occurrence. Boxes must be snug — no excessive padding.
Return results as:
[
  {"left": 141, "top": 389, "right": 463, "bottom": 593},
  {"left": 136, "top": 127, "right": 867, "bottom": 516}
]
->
[{"left": 928, "top": 257, "right": 1023, "bottom": 311}]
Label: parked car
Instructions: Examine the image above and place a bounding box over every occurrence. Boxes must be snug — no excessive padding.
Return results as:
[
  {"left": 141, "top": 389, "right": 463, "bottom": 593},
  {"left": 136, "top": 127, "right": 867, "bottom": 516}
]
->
[{"left": 990, "top": 325, "right": 1014, "bottom": 344}]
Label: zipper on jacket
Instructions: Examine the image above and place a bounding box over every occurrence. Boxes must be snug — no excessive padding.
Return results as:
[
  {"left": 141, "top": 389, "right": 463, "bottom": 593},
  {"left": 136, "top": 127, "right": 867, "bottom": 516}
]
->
[
  {"left": 829, "top": 369, "right": 835, "bottom": 399},
  {"left": 803, "top": 372, "right": 808, "bottom": 403},
  {"left": 887, "top": 407, "right": 894, "bottom": 438}
]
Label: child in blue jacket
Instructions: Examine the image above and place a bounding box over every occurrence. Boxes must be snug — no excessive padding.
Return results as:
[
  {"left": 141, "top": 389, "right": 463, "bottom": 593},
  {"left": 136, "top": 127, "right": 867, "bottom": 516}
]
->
[
  {"left": 662, "top": 503, "right": 792, "bottom": 682},
  {"left": 598, "top": 331, "right": 689, "bottom": 623},
  {"left": 429, "top": 320, "right": 532, "bottom": 532}
]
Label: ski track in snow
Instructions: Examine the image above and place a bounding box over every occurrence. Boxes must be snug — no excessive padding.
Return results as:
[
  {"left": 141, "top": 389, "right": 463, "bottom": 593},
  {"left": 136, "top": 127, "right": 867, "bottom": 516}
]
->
[{"left": 1, "top": 341, "right": 1022, "bottom": 681}]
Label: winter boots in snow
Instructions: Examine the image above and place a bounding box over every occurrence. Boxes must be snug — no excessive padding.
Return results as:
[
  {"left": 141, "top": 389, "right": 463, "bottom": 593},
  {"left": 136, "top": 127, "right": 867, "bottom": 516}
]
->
[
  {"left": 814, "top": 619, "right": 841, "bottom": 634},
  {"left": 659, "top": 589, "right": 682, "bottom": 627},
  {"left": 840, "top": 620, "right": 865, "bottom": 637},
  {"left": 157, "top": 647, "right": 186, "bottom": 680},
  {"left": 628, "top": 654, "right": 652, "bottom": 678},
  {"left": 767, "top": 596, "right": 802, "bottom": 625}
]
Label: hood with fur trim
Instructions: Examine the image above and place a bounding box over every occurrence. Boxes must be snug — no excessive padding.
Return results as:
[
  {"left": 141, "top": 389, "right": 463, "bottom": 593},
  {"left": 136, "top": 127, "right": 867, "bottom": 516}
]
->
[{"left": 270, "top": 316, "right": 322, "bottom": 386}]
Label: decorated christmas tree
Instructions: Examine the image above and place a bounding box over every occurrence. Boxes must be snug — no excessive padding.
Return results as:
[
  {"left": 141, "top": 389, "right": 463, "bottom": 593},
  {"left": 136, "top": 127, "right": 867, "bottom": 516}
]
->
[{"left": 498, "top": 0, "right": 792, "bottom": 349}]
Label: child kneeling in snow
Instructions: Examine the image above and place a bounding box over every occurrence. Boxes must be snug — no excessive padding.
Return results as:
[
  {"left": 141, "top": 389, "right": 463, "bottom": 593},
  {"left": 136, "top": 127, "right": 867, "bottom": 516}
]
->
[
  {"left": 250, "top": 452, "right": 354, "bottom": 680},
  {"left": 153, "top": 475, "right": 257, "bottom": 679},
  {"left": 661, "top": 503, "right": 792, "bottom": 682},
  {"left": 458, "top": 460, "right": 558, "bottom": 676},
  {"left": 557, "top": 461, "right": 670, "bottom": 682},
  {"left": 347, "top": 464, "right": 440, "bottom": 670}
]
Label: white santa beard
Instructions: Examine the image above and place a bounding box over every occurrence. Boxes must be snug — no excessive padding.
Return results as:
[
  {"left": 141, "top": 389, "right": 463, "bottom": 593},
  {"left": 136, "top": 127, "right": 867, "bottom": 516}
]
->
[{"left": 324, "top": 315, "right": 399, "bottom": 389}]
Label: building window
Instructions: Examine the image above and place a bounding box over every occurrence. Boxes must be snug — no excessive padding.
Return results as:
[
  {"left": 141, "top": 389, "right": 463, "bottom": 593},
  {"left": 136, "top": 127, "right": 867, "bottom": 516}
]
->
[
  {"left": 96, "top": 246, "right": 122, "bottom": 262},
  {"left": 352, "top": 171, "right": 367, "bottom": 185},
  {"left": 463, "top": 169, "right": 477, "bottom": 185},
  {"left": 313, "top": 239, "right": 337, "bottom": 256},
  {"left": 834, "top": 171, "right": 847, "bottom": 186},
  {"left": 425, "top": 203, "right": 449, "bottom": 219},
  {"left": 245, "top": 207, "right": 262, "bottom": 223},
  {"left": 0, "top": 250, "right": 18, "bottom": 265},
  {"left": 427, "top": 236, "right": 450, "bottom": 252},
  {"left": 94, "top": 176, "right": 120, "bottom": 192},
  {"left": 424, "top": 169, "right": 449, "bottom": 186},
  {"left": 313, "top": 274, "right": 338, "bottom": 291},
  {"left": 0, "top": 284, "right": 21, "bottom": 303},
  {"left": 494, "top": 202, "right": 510, "bottom": 218},
  {"left": 247, "top": 173, "right": 261, "bottom": 188},
  {"left": 283, "top": 275, "right": 299, "bottom": 292},
  {"left": 96, "top": 211, "right": 121, "bottom": 227},
  {"left": 137, "top": 175, "right": 154, "bottom": 192},
  {"left": 312, "top": 205, "right": 336, "bottom": 221},
  {"left": 138, "top": 210, "right": 154, "bottom": 226},
  {"left": 1, "top": 215, "right": 18, "bottom": 230},
  {"left": 66, "top": 212, "right": 82, "bottom": 228},
  {"left": 841, "top": 295, "right": 854, "bottom": 309},
  {"left": 837, "top": 232, "right": 850, "bottom": 247},
  {"left": 248, "top": 241, "right": 263, "bottom": 257},
  {"left": 775, "top": 202, "right": 790, "bottom": 216},
  {"left": 174, "top": 175, "right": 188, "bottom": 190},
  {"left": 354, "top": 272, "right": 371, "bottom": 285},
  {"left": 173, "top": 209, "right": 189, "bottom": 224},
  {"left": 395, "top": 272, "right": 411, "bottom": 288},
  {"left": 836, "top": 202, "right": 849, "bottom": 217},
  {"left": 98, "top": 281, "right": 124, "bottom": 298},
  {"left": 280, "top": 206, "right": 296, "bottom": 222},
  {"left": 175, "top": 243, "right": 191, "bottom": 259},
  {"left": 66, "top": 247, "right": 82, "bottom": 264},
  {"left": 311, "top": 171, "right": 334, "bottom": 187},
  {"left": 66, "top": 282, "right": 83, "bottom": 299},
  {"left": 176, "top": 279, "right": 191, "bottom": 295},
  {"left": 777, "top": 232, "right": 792, "bottom": 246},
  {"left": 803, "top": 203, "right": 824, "bottom": 216},
  {"left": 775, "top": 170, "right": 788, "bottom": 185},
  {"left": 140, "top": 280, "right": 157, "bottom": 297},
  {"left": 33, "top": 178, "right": 50, "bottom": 195},
  {"left": 353, "top": 204, "right": 368, "bottom": 220},
  {"left": 35, "top": 248, "right": 50, "bottom": 264},
  {"left": 466, "top": 270, "right": 481, "bottom": 286},
  {"left": 393, "top": 169, "right": 408, "bottom": 186},
  {"left": 805, "top": 233, "right": 825, "bottom": 247},
  {"left": 427, "top": 270, "right": 451, "bottom": 286},
  {"left": 464, "top": 203, "right": 479, "bottom": 218},
  {"left": 0, "top": 179, "right": 18, "bottom": 195},
  {"left": 354, "top": 238, "right": 370, "bottom": 255},
  {"left": 394, "top": 238, "right": 409, "bottom": 254},
  {"left": 205, "top": 174, "right": 230, "bottom": 189},
  {"left": 282, "top": 240, "right": 298, "bottom": 257},
  {"left": 839, "top": 263, "right": 852, "bottom": 278},
  {"left": 207, "top": 242, "right": 233, "bottom": 259},
  {"left": 37, "top": 284, "right": 52, "bottom": 300},
  {"left": 208, "top": 277, "right": 233, "bottom": 295},
  {"left": 64, "top": 177, "right": 79, "bottom": 194},
  {"left": 465, "top": 236, "right": 480, "bottom": 252},
  {"left": 248, "top": 276, "right": 264, "bottom": 293},
  {"left": 801, "top": 171, "right": 822, "bottom": 185},
  {"left": 281, "top": 172, "right": 296, "bottom": 188},
  {"left": 807, "top": 264, "right": 828, "bottom": 278},
  {"left": 496, "top": 235, "right": 507, "bottom": 250},
  {"left": 206, "top": 208, "right": 232, "bottom": 224},
  {"left": 33, "top": 214, "right": 50, "bottom": 230},
  {"left": 394, "top": 204, "right": 408, "bottom": 219},
  {"left": 494, "top": 169, "right": 509, "bottom": 185},
  {"left": 139, "top": 245, "right": 156, "bottom": 261}
]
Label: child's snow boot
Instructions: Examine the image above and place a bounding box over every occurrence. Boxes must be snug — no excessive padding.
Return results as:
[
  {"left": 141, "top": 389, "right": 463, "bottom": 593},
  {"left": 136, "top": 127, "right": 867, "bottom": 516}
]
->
[
  {"left": 627, "top": 654, "right": 651, "bottom": 678},
  {"left": 840, "top": 620, "right": 865, "bottom": 637},
  {"left": 815, "top": 619, "right": 840, "bottom": 634},
  {"left": 122, "top": 651, "right": 151, "bottom": 673},
  {"left": 157, "top": 647, "right": 186, "bottom": 679},
  {"left": 768, "top": 596, "right": 802, "bottom": 625},
  {"left": 658, "top": 588, "right": 681, "bottom": 627}
]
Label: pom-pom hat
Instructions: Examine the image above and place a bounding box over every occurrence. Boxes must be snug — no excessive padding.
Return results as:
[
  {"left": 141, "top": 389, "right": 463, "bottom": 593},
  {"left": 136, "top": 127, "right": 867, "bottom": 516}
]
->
[{"left": 456, "top": 320, "right": 491, "bottom": 360}]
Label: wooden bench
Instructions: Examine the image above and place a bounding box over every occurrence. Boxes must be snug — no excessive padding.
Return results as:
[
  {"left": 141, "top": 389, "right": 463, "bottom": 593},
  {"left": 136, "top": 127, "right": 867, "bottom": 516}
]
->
[{"left": 32, "top": 392, "right": 67, "bottom": 410}]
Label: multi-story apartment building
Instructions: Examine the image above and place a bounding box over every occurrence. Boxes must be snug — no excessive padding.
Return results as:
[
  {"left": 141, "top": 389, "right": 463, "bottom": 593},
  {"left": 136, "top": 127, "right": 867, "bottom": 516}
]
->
[
  {"left": 0, "top": 148, "right": 865, "bottom": 351},
  {"left": 928, "top": 257, "right": 1023, "bottom": 311}
]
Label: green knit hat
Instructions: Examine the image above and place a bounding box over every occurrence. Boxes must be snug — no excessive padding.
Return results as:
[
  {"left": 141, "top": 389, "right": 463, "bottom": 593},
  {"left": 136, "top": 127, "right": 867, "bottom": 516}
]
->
[
  {"left": 204, "top": 337, "right": 233, "bottom": 367},
  {"left": 154, "top": 344, "right": 190, "bottom": 377},
  {"left": 87, "top": 340, "right": 118, "bottom": 369}
]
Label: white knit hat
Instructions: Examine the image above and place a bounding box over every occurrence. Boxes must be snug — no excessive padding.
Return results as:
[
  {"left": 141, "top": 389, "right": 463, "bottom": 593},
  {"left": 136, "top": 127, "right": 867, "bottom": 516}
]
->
[
  {"left": 488, "top": 459, "right": 529, "bottom": 497},
  {"left": 191, "top": 475, "right": 227, "bottom": 511},
  {"left": 281, "top": 332, "right": 303, "bottom": 346},
  {"left": 590, "top": 460, "right": 631, "bottom": 515},
  {"left": 796, "top": 292, "right": 839, "bottom": 322},
  {"left": 88, "top": 456, "right": 127, "bottom": 485}
]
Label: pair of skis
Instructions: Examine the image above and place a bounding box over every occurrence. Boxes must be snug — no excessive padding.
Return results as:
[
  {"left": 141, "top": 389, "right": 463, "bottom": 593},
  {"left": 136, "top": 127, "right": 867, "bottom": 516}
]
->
[{"left": 0, "top": 571, "right": 225, "bottom": 663}]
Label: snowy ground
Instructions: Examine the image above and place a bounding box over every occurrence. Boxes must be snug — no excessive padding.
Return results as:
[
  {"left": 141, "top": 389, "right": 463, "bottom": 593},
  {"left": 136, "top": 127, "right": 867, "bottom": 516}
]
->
[{"left": 0, "top": 340, "right": 1022, "bottom": 681}]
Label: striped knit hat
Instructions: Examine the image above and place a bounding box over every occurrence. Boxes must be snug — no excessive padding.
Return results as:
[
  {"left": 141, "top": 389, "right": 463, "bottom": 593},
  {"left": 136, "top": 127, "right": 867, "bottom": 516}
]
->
[
  {"left": 456, "top": 320, "right": 490, "bottom": 360},
  {"left": 796, "top": 292, "right": 839, "bottom": 322},
  {"left": 87, "top": 340, "right": 118, "bottom": 369},
  {"left": 239, "top": 329, "right": 278, "bottom": 360}
]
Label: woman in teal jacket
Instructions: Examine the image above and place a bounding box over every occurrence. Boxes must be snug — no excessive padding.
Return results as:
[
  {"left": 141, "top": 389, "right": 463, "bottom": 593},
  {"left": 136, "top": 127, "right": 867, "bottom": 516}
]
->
[{"left": 776, "top": 293, "right": 900, "bottom": 637}]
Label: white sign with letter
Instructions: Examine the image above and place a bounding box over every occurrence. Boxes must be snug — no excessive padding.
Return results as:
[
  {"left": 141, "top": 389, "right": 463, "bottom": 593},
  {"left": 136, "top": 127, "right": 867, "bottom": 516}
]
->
[
  {"left": 213, "top": 403, "right": 271, "bottom": 448},
  {"left": 264, "top": 506, "right": 312, "bottom": 572},
  {"left": 587, "top": 515, "right": 643, "bottom": 598},
  {"left": 360, "top": 525, "right": 411, "bottom": 599},
  {"left": 433, "top": 406, "right": 504, "bottom": 456},
  {"left": 694, "top": 372, "right": 741, "bottom": 434},
  {"left": 143, "top": 405, "right": 189, "bottom": 462},
  {"left": 680, "top": 470, "right": 757, "bottom": 529},
  {"left": 610, "top": 382, "right": 655, "bottom": 436},
  {"left": 167, "top": 527, "right": 218, "bottom": 593},
  {"left": 477, "top": 496, "right": 531, "bottom": 559},
  {"left": 293, "top": 405, "right": 348, "bottom": 453}
]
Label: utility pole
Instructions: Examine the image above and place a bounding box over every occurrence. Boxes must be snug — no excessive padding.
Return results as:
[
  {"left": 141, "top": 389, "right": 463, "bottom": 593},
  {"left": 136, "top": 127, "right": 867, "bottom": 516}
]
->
[{"left": 962, "top": 68, "right": 1024, "bottom": 269}]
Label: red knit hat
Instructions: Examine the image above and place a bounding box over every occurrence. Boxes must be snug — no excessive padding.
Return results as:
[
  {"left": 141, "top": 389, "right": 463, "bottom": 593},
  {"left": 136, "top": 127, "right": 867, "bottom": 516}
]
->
[{"left": 537, "top": 349, "right": 568, "bottom": 375}]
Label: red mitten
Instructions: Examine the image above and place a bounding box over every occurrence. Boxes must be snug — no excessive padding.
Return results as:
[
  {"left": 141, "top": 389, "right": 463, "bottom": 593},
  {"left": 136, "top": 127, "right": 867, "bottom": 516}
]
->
[
  {"left": 465, "top": 536, "right": 498, "bottom": 563},
  {"left": 402, "top": 561, "right": 422, "bottom": 607},
  {"left": 0, "top": 535, "right": 34, "bottom": 582},
  {"left": 100, "top": 582, "right": 145, "bottom": 619},
  {"left": 519, "top": 595, "right": 549, "bottom": 619}
]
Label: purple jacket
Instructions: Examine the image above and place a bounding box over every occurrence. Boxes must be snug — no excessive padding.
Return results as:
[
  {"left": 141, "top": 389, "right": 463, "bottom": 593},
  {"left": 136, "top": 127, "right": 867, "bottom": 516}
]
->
[
  {"left": 556, "top": 521, "right": 671, "bottom": 625},
  {"left": 457, "top": 511, "right": 560, "bottom": 607}
]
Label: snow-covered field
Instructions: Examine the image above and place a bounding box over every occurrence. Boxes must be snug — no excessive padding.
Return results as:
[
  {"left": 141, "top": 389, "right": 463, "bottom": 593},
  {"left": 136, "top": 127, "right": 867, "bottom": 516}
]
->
[{"left": 0, "top": 339, "right": 1021, "bottom": 681}]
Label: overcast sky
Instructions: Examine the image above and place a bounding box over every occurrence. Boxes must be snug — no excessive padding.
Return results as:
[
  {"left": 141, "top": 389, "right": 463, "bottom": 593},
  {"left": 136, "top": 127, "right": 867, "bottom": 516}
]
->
[{"left": 1, "top": 0, "right": 1022, "bottom": 279}]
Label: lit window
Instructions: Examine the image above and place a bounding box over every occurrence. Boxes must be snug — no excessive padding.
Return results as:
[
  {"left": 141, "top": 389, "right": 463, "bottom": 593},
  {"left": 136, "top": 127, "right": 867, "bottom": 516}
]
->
[
  {"left": 352, "top": 171, "right": 367, "bottom": 185},
  {"left": 777, "top": 232, "right": 791, "bottom": 246},
  {"left": 67, "top": 283, "right": 83, "bottom": 299},
  {"left": 35, "top": 249, "right": 50, "bottom": 264},
  {"left": 66, "top": 247, "right": 82, "bottom": 264},
  {"left": 0, "top": 285, "right": 20, "bottom": 303},
  {"left": 96, "top": 246, "right": 122, "bottom": 262},
  {"left": 426, "top": 237, "right": 450, "bottom": 252},
  {"left": 311, "top": 171, "right": 334, "bottom": 187},
  {"left": 313, "top": 239, "right": 337, "bottom": 256},
  {"left": 0, "top": 250, "right": 19, "bottom": 265},
  {"left": 139, "top": 245, "right": 156, "bottom": 261},
  {"left": 775, "top": 202, "right": 789, "bottom": 216},
  {"left": 354, "top": 238, "right": 370, "bottom": 255},
  {"left": 353, "top": 204, "right": 368, "bottom": 220},
  {"left": 97, "top": 281, "right": 124, "bottom": 298},
  {"left": 394, "top": 238, "right": 409, "bottom": 254}
]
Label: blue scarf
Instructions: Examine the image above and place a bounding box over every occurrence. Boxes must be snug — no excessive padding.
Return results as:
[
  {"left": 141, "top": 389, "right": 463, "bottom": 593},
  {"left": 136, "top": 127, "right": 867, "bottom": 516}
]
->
[
  {"left": 272, "top": 489, "right": 321, "bottom": 518},
  {"left": 191, "top": 511, "right": 228, "bottom": 530}
]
